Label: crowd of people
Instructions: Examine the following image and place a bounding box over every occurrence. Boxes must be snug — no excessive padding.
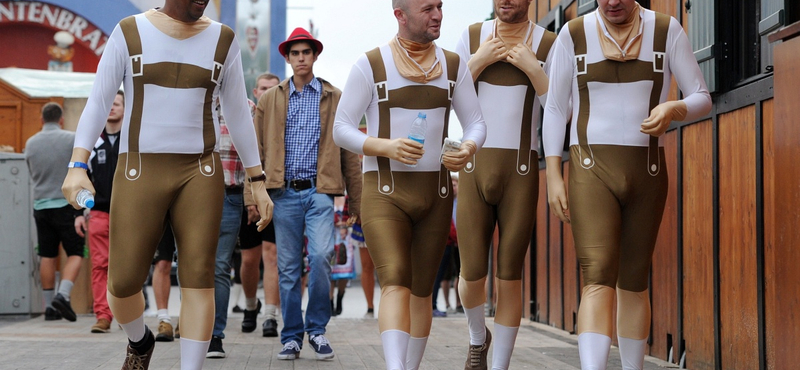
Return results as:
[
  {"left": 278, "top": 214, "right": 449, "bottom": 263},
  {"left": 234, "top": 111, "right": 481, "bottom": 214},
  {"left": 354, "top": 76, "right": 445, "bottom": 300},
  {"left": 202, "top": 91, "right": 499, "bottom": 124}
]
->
[{"left": 21, "top": 0, "right": 710, "bottom": 369}]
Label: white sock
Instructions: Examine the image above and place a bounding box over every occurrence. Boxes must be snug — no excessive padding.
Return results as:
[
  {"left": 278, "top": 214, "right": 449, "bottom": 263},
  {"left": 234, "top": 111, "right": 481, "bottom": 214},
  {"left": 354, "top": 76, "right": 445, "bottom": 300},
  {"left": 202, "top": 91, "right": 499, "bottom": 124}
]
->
[
  {"left": 381, "top": 330, "right": 410, "bottom": 370},
  {"left": 577, "top": 332, "right": 611, "bottom": 370},
  {"left": 491, "top": 323, "right": 519, "bottom": 370},
  {"left": 120, "top": 314, "right": 147, "bottom": 343},
  {"left": 464, "top": 305, "right": 486, "bottom": 345},
  {"left": 57, "top": 280, "right": 74, "bottom": 300},
  {"left": 264, "top": 304, "right": 278, "bottom": 320},
  {"left": 157, "top": 309, "right": 171, "bottom": 323},
  {"left": 180, "top": 337, "right": 210, "bottom": 370},
  {"left": 229, "top": 283, "right": 242, "bottom": 308},
  {"left": 405, "top": 336, "right": 428, "bottom": 370},
  {"left": 618, "top": 336, "right": 647, "bottom": 370},
  {"left": 245, "top": 297, "right": 258, "bottom": 311},
  {"left": 43, "top": 289, "right": 55, "bottom": 309}
]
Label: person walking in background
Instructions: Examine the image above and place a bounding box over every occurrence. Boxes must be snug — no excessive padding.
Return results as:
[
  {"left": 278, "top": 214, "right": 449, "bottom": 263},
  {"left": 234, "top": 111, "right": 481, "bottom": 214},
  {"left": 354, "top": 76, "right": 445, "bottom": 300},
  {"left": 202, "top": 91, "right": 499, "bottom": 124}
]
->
[
  {"left": 542, "top": 0, "right": 711, "bottom": 369},
  {"left": 61, "top": 1, "right": 273, "bottom": 368},
  {"left": 248, "top": 28, "right": 362, "bottom": 361},
  {"left": 25, "top": 102, "right": 85, "bottom": 323},
  {"left": 453, "top": 0, "right": 556, "bottom": 368},
  {"left": 151, "top": 223, "right": 177, "bottom": 342},
  {"left": 332, "top": 0, "right": 486, "bottom": 368},
  {"left": 73, "top": 91, "right": 124, "bottom": 333},
  {"left": 241, "top": 72, "right": 282, "bottom": 339},
  {"left": 353, "top": 222, "right": 376, "bottom": 319},
  {"left": 431, "top": 173, "right": 461, "bottom": 318}
]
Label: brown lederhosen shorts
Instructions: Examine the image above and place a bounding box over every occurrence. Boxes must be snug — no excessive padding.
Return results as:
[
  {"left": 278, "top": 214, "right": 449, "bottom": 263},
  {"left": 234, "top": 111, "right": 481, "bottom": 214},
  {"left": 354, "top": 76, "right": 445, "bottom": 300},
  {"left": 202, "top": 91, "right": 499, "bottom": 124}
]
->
[
  {"left": 361, "top": 171, "right": 453, "bottom": 297},
  {"left": 568, "top": 145, "right": 667, "bottom": 293},
  {"left": 458, "top": 148, "right": 539, "bottom": 281},
  {"left": 108, "top": 152, "right": 224, "bottom": 297}
]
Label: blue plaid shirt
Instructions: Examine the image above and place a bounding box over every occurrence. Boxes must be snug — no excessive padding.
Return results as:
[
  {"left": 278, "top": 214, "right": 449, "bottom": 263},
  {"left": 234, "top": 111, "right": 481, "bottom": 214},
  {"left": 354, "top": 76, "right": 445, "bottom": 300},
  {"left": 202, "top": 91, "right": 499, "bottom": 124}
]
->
[{"left": 285, "top": 77, "right": 322, "bottom": 181}]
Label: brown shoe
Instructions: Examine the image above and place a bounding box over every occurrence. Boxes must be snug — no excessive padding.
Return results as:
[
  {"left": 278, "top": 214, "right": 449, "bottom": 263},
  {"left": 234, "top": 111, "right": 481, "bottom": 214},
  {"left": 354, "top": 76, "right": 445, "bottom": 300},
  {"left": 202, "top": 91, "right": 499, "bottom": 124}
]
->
[
  {"left": 174, "top": 322, "right": 180, "bottom": 339},
  {"left": 464, "top": 326, "right": 492, "bottom": 370},
  {"left": 155, "top": 321, "right": 174, "bottom": 342},
  {"left": 91, "top": 318, "right": 111, "bottom": 333},
  {"left": 122, "top": 329, "right": 154, "bottom": 370}
]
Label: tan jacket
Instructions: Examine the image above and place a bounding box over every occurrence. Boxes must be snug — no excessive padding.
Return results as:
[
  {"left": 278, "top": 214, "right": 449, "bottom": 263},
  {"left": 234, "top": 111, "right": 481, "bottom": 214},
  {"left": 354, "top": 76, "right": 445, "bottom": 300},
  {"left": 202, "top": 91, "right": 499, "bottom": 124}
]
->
[{"left": 246, "top": 77, "right": 362, "bottom": 217}]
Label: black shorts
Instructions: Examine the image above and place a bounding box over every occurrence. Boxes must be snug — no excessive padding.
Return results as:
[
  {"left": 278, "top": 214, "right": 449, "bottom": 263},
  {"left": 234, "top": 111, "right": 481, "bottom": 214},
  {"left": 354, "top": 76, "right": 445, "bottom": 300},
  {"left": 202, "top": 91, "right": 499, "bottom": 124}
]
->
[
  {"left": 33, "top": 205, "right": 85, "bottom": 258},
  {"left": 238, "top": 206, "right": 275, "bottom": 250},
  {"left": 152, "top": 222, "right": 176, "bottom": 263}
]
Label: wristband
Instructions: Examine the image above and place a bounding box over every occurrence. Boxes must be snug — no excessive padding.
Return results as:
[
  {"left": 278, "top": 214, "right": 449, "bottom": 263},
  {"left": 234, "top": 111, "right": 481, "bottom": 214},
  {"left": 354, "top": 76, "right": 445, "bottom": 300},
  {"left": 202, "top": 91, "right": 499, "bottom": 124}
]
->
[
  {"left": 67, "top": 161, "right": 89, "bottom": 170},
  {"left": 248, "top": 172, "right": 267, "bottom": 183}
]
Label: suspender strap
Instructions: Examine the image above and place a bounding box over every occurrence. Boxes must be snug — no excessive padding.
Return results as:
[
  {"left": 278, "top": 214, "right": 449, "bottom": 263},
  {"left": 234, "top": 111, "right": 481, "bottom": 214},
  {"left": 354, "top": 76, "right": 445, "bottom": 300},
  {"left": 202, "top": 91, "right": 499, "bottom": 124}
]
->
[
  {"left": 365, "top": 47, "right": 457, "bottom": 197},
  {"left": 647, "top": 12, "right": 670, "bottom": 176},
  {"left": 119, "top": 16, "right": 144, "bottom": 180},
  {"left": 468, "top": 22, "right": 483, "bottom": 55}
]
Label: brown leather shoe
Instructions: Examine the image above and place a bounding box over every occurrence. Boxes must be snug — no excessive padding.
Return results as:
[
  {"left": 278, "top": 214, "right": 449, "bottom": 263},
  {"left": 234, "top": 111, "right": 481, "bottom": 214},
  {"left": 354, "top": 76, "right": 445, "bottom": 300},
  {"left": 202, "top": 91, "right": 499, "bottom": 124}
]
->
[
  {"left": 464, "top": 326, "right": 492, "bottom": 370},
  {"left": 91, "top": 318, "right": 111, "bottom": 333},
  {"left": 155, "top": 321, "right": 174, "bottom": 342},
  {"left": 122, "top": 330, "right": 154, "bottom": 370}
]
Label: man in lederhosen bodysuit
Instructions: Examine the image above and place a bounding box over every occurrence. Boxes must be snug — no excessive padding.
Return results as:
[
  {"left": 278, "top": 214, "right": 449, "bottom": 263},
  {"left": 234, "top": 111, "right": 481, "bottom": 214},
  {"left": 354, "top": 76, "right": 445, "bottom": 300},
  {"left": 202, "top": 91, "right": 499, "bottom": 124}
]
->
[
  {"left": 454, "top": 0, "right": 555, "bottom": 368},
  {"left": 62, "top": 1, "right": 273, "bottom": 369},
  {"left": 542, "top": 1, "right": 711, "bottom": 369},
  {"left": 333, "top": 1, "right": 486, "bottom": 369}
]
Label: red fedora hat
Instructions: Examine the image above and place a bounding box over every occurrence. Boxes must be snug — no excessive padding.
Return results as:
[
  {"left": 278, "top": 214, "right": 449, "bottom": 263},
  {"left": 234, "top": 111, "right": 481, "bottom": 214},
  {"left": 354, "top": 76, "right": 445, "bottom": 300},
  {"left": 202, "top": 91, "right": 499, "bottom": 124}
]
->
[{"left": 278, "top": 27, "right": 323, "bottom": 57}]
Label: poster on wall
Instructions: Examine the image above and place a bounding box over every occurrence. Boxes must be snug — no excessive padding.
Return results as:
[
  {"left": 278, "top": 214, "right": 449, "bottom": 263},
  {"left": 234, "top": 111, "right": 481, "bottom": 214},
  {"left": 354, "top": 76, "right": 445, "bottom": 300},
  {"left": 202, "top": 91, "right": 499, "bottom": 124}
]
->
[{"left": 237, "top": 0, "right": 271, "bottom": 102}]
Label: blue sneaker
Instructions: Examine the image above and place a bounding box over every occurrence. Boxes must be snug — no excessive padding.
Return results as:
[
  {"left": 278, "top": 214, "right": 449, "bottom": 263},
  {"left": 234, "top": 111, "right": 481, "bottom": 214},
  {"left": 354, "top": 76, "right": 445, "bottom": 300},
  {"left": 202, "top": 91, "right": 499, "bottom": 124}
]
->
[
  {"left": 308, "top": 334, "right": 335, "bottom": 360},
  {"left": 277, "top": 340, "right": 301, "bottom": 360}
]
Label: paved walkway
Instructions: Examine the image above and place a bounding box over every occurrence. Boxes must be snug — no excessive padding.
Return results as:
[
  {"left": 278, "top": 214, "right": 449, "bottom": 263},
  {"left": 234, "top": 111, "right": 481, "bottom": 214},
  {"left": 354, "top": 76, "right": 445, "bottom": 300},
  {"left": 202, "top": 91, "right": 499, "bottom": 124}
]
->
[{"left": 0, "top": 281, "right": 677, "bottom": 369}]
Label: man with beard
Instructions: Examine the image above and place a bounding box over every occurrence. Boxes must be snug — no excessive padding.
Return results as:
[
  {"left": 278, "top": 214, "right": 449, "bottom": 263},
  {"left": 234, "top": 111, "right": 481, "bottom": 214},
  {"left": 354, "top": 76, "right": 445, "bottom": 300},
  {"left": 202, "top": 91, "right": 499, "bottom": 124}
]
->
[
  {"left": 333, "top": 0, "right": 486, "bottom": 368},
  {"left": 61, "top": 0, "right": 274, "bottom": 369},
  {"left": 453, "top": 1, "right": 555, "bottom": 369}
]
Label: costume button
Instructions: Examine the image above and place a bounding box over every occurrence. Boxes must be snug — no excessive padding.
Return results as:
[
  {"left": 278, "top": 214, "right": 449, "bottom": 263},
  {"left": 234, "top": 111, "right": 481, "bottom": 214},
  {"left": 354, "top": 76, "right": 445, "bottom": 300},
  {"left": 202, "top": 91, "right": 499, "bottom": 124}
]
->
[
  {"left": 382, "top": 185, "right": 390, "bottom": 192},
  {"left": 204, "top": 165, "right": 212, "bottom": 173},
  {"left": 583, "top": 158, "right": 591, "bottom": 166},
  {"left": 466, "top": 162, "right": 473, "bottom": 170},
  {"left": 651, "top": 164, "right": 658, "bottom": 172},
  {"left": 129, "top": 169, "right": 137, "bottom": 177},
  {"left": 520, "top": 164, "right": 527, "bottom": 171},
  {"left": 441, "top": 186, "right": 447, "bottom": 194}
]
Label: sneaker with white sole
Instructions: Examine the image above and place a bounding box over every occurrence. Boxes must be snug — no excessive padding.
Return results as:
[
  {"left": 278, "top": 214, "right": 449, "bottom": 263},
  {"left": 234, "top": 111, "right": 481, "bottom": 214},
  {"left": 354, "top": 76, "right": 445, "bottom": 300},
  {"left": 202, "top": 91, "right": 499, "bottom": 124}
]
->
[
  {"left": 277, "top": 340, "right": 301, "bottom": 360},
  {"left": 308, "top": 334, "right": 335, "bottom": 360},
  {"left": 206, "top": 336, "right": 226, "bottom": 358}
]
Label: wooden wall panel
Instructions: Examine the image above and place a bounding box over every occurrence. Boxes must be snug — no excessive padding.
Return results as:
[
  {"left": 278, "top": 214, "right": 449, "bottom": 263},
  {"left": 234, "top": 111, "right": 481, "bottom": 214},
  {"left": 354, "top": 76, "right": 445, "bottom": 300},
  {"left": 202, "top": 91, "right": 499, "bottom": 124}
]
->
[
  {"left": 537, "top": 1, "right": 550, "bottom": 23},
  {"left": 535, "top": 169, "right": 549, "bottom": 323},
  {"left": 561, "top": 162, "right": 579, "bottom": 334},
  {"left": 649, "top": 130, "right": 679, "bottom": 361},
  {"left": 651, "top": 0, "right": 678, "bottom": 19},
  {"left": 762, "top": 98, "right": 777, "bottom": 370},
  {"left": 682, "top": 120, "right": 715, "bottom": 370},
  {"left": 769, "top": 32, "right": 800, "bottom": 369},
  {"left": 718, "top": 106, "right": 759, "bottom": 370},
  {"left": 548, "top": 185, "right": 564, "bottom": 329},
  {"left": 564, "top": 1, "right": 577, "bottom": 22}
]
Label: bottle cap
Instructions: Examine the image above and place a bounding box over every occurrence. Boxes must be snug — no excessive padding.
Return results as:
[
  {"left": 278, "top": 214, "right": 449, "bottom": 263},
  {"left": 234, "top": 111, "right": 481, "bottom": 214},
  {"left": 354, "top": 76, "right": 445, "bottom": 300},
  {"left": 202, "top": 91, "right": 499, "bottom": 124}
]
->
[
  {"left": 85, "top": 199, "right": 94, "bottom": 209},
  {"left": 418, "top": 113, "right": 426, "bottom": 119}
]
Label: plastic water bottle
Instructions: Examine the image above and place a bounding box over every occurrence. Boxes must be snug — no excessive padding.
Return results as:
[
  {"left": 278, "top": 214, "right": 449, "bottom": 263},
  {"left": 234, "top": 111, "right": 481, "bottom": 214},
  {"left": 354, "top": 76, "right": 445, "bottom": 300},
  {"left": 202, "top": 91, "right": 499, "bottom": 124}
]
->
[
  {"left": 406, "top": 112, "right": 427, "bottom": 167},
  {"left": 76, "top": 189, "right": 95, "bottom": 209}
]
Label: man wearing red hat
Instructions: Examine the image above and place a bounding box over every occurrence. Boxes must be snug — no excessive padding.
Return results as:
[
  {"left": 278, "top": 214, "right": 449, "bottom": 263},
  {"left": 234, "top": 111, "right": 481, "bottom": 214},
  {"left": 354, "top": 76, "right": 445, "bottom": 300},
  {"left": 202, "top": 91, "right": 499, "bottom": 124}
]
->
[
  {"left": 248, "top": 27, "right": 362, "bottom": 361},
  {"left": 333, "top": 0, "right": 487, "bottom": 369}
]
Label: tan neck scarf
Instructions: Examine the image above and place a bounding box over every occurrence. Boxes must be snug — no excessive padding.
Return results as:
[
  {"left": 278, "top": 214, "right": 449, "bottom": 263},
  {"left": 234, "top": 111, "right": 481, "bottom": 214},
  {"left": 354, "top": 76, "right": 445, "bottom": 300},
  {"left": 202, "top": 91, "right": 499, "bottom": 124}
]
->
[
  {"left": 146, "top": 8, "right": 211, "bottom": 40},
  {"left": 389, "top": 36, "right": 443, "bottom": 84},
  {"left": 596, "top": 2, "right": 642, "bottom": 61},
  {"left": 494, "top": 19, "right": 532, "bottom": 49}
]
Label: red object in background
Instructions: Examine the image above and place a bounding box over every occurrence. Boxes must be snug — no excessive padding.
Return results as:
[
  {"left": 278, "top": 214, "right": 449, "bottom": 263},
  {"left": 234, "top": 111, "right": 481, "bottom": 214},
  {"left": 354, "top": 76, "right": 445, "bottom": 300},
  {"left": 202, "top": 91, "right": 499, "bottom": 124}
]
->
[{"left": 0, "top": 2, "right": 107, "bottom": 72}]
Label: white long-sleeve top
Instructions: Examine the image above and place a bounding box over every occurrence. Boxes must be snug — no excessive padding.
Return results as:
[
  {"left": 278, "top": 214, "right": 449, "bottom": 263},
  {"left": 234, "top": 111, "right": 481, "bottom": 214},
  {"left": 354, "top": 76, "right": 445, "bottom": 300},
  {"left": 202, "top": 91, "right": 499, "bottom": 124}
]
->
[
  {"left": 73, "top": 12, "right": 260, "bottom": 169},
  {"left": 454, "top": 20, "right": 554, "bottom": 151},
  {"left": 333, "top": 44, "right": 487, "bottom": 173},
  {"left": 542, "top": 9, "right": 711, "bottom": 158}
]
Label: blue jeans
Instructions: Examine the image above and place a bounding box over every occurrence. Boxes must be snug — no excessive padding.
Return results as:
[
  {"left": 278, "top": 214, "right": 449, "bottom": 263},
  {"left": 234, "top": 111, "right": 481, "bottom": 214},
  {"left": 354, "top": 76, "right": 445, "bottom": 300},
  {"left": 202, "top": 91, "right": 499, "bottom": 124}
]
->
[
  {"left": 270, "top": 186, "right": 335, "bottom": 345},
  {"left": 212, "top": 192, "right": 243, "bottom": 338}
]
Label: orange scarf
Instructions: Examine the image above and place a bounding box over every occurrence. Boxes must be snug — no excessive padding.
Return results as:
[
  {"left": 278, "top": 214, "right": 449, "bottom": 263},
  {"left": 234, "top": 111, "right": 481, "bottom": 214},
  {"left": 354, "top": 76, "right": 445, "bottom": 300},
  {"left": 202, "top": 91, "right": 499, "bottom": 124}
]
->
[
  {"left": 596, "top": 3, "right": 642, "bottom": 61},
  {"left": 146, "top": 9, "right": 211, "bottom": 40},
  {"left": 495, "top": 19, "right": 532, "bottom": 49},
  {"left": 389, "top": 36, "right": 443, "bottom": 84}
]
